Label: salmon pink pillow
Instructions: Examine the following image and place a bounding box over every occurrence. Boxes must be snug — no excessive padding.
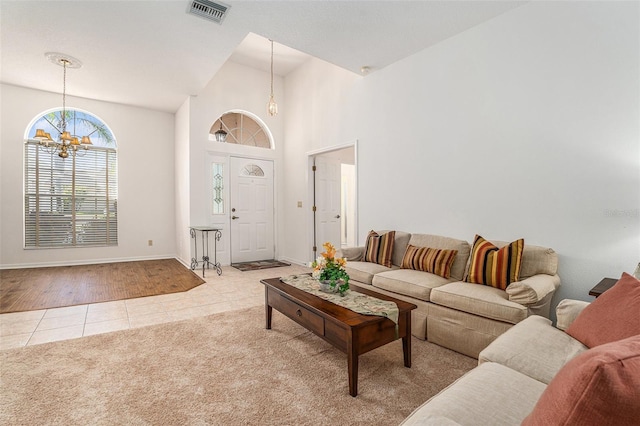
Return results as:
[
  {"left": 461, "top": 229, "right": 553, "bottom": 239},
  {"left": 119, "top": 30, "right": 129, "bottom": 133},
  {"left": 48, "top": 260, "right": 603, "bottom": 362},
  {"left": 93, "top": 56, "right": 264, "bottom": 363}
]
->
[
  {"left": 521, "top": 335, "right": 640, "bottom": 426},
  {"left": 566, "top": 272, "right": 640, "bottom": 348}
]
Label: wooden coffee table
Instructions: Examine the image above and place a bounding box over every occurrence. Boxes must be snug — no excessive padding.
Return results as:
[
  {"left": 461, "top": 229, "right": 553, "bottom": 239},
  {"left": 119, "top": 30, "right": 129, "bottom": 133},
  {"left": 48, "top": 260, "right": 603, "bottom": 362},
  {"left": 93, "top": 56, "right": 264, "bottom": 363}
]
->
[{"left": 261, "top": 277, "right": 417, "bottom": 397}]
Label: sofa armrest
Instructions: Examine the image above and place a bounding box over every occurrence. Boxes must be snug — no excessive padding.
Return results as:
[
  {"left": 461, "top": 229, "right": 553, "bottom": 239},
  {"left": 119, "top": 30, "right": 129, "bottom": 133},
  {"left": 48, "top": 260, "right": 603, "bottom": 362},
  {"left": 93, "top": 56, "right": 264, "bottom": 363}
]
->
[
  {"left": 506, "top": 274, "right": 561, "bottom": 305},
  {"left": 555, "top": 299, "right": 590, "bottom": 331},
  {"left": 336, "top": 246, "right": 364, "bottom": 261}
]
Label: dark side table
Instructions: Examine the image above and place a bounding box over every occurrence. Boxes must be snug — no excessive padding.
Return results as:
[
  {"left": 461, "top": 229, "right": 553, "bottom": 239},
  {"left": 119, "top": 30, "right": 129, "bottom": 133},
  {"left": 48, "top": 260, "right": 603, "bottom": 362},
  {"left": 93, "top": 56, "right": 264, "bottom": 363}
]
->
[{"left": 588, "top": 277, "right": 617, "bottom": 298}]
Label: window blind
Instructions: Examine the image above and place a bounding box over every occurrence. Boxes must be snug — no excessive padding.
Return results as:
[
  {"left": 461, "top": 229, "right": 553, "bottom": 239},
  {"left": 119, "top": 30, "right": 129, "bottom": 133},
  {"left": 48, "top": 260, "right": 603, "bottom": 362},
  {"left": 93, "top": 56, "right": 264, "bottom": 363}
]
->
[{"left": 24, "top": 141, "right": 118, "bottom": 248}]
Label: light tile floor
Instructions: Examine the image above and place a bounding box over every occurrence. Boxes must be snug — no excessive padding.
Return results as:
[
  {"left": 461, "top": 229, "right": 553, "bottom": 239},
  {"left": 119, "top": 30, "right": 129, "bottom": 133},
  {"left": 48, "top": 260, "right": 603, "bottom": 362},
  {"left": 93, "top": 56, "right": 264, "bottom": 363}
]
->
[{"left": 0, "top": 264, "right": 309, "bottom": 350}]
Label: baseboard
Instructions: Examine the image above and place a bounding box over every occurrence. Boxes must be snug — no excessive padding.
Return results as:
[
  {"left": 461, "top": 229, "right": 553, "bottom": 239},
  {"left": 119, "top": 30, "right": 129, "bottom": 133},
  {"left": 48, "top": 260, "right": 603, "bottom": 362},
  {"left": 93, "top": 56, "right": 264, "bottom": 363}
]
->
[{"left": 0, "top": 254, "right": 178, "bottom": 270}]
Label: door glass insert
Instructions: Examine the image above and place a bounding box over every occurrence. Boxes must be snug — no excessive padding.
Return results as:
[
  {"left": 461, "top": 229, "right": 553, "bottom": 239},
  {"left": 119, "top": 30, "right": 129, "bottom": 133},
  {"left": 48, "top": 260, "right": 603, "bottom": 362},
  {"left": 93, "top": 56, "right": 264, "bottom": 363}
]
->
[
  {"left": 212, "top": 162, "right": 225, "bottom": 214},
  {"left": 241, "top": 164, "right": 264, "bottom": 177}
]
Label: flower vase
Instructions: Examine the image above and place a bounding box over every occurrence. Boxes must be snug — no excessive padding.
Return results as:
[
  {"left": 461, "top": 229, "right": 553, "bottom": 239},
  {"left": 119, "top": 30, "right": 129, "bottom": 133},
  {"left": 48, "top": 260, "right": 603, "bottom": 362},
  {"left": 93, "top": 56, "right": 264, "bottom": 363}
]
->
[{"left": 318, "top": 280, "right": 347, "bottom": 296}]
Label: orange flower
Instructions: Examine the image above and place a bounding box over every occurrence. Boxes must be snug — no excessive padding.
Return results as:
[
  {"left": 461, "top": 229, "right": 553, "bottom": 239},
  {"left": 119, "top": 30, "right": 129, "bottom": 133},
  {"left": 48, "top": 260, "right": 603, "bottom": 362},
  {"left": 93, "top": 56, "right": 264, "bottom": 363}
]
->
[
  {"left": 337, "top": 257, "right": 346, "bottom": 267},
  {"left": 322, "top": 242, "right": 336, "bottom": 259}
]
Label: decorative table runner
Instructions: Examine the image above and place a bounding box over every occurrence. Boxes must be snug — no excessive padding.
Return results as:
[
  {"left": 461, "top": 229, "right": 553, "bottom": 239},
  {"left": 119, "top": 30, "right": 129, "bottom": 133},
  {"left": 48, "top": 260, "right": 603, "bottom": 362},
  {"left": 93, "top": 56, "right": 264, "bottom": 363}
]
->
[{"left": 280, "top": 275, "right": 399, "bottom": 325}]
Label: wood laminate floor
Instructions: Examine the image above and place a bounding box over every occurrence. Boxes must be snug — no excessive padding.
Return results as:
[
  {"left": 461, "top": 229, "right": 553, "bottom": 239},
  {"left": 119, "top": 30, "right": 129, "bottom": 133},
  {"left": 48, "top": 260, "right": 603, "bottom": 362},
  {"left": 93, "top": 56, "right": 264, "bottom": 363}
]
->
[
  {"left": 0, "top": 259, "right": 205, "bottom": 314},
  {"left": 0, "top": 263, "right": 311, "bottom": 349}
]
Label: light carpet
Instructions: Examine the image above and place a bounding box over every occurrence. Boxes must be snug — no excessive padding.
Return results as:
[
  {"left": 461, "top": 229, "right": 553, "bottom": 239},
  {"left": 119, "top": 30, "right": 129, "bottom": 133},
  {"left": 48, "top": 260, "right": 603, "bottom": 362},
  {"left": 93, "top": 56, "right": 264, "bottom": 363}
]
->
[{"left": 0, "top": 305, "right": 476, "bottom": 425}]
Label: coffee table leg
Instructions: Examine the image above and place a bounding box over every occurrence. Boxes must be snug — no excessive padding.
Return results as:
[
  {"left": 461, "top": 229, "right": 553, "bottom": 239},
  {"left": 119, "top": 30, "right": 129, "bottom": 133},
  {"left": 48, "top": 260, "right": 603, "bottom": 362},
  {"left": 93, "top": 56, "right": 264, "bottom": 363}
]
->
[
  {"left": 264, "top": 287, "right": 273, "bottom": 329},
  {"left": 266, "top": 305, "right": 272, "bottom": 329},
  {"left": 348, "top": 334, "right": 358, "bottom": 397},
  {"left": 403, "top": 313, "right": 412, "bottom": 367},
  {"left": 348, "top": 352, "right": 358, "bottom": 397}
]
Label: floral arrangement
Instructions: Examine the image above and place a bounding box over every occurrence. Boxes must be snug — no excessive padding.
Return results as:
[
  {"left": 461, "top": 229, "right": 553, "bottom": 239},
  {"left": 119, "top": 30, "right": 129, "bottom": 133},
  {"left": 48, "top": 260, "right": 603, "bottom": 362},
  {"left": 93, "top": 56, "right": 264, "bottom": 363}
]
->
[{"left": 311, "top": 242, "right": 350, "bottom": 295}]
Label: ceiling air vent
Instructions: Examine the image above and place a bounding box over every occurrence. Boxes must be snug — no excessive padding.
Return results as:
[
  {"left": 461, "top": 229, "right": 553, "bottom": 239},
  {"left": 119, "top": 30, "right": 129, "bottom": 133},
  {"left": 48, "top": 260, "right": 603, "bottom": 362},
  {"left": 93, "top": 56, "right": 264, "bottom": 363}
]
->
[{"left": 188, "top": 0, "right": 230, "bottom": 24}]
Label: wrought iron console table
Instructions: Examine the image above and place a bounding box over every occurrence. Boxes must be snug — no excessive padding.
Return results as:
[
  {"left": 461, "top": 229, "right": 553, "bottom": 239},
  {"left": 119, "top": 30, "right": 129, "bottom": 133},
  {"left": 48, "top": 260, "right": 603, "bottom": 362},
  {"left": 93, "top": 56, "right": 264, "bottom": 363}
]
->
[{"left": 189, "top": 226, "right": 222, "bottom": 277}]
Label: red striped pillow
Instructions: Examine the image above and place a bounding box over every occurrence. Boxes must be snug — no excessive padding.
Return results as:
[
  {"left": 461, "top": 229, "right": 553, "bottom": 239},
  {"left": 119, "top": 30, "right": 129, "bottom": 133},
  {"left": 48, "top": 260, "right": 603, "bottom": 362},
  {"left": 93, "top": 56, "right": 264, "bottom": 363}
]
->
[
  {"left": 466, "top": 235, "right": 524, "bottom": 290},
  {"left": 364, "top": 230, "right": 395, "bottom": 268},
  {"left": 401, "top": 245, "right": 458, "bottom": 278}
]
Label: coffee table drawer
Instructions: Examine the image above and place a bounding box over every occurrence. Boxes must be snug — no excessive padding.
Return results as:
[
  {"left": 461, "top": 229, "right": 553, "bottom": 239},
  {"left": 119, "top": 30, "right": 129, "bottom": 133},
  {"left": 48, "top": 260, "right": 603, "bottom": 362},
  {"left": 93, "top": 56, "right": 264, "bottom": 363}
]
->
[{"left": 269, "top": 290, "right": 324, "bottom": 336}]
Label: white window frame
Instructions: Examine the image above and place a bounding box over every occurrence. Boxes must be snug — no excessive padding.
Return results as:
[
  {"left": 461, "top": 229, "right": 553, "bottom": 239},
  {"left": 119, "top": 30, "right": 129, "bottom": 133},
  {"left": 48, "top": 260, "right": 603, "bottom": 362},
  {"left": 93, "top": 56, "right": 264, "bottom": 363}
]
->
[{"left": 24, "top": 109, "right": 118, "bottom": 249}]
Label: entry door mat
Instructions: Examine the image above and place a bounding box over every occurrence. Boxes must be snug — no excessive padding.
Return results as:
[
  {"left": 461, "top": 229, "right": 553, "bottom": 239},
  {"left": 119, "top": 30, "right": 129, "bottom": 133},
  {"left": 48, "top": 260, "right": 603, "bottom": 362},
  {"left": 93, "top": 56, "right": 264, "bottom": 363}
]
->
[{"left": 231, "top": 260, "right": 291, "bottom": 272}]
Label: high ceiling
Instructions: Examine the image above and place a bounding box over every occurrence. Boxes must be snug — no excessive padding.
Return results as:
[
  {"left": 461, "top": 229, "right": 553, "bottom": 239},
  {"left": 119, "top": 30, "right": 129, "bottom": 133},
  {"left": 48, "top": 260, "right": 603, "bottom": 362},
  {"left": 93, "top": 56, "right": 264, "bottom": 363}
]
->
[{"left": 0, "top": 1, "right": 525, "bottom": 113}]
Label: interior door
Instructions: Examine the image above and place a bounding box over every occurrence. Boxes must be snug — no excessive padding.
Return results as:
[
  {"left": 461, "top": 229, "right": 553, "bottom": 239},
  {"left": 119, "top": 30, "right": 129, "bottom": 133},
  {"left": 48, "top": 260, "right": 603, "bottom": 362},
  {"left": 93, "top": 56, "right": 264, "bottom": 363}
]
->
[
  {"left": 315, "top": 156, "right": 341, "bottom": 251},
  {"left": 230, "top": 157, "right": 274, "bottom": 263}
]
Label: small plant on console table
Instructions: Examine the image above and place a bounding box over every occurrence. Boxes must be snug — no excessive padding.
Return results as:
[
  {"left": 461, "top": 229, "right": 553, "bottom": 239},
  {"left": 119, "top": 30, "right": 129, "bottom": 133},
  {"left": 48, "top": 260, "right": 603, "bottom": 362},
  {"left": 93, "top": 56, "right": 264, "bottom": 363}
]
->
[{"left": 311, "top": 242, "right": 350, "bottom": 296}]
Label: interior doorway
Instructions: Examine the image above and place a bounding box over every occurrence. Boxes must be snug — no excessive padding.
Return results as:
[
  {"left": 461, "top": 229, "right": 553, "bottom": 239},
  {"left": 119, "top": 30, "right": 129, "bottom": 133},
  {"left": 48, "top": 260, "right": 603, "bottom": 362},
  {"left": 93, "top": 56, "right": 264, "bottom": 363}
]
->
[{"left": 310, "top": 143, "right": 357, "bottom": 261}]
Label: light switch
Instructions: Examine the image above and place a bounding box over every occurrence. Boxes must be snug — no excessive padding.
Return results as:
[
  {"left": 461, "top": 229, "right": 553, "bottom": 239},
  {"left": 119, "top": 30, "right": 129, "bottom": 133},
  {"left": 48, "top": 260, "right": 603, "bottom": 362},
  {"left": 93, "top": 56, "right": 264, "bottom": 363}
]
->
[{"left": 297, "top": 201, "right": 303, "bottom": 208}]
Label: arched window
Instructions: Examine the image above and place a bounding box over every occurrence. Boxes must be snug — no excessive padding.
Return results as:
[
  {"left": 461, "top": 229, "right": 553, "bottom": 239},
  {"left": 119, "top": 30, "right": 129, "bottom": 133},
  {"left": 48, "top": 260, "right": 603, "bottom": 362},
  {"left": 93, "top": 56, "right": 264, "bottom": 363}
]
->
[
  {"left": 210, "top": 112, "right": 273, "bottom": 149},
  {"left": 24, "top": 108, "right": 118, "bottom": 248}
]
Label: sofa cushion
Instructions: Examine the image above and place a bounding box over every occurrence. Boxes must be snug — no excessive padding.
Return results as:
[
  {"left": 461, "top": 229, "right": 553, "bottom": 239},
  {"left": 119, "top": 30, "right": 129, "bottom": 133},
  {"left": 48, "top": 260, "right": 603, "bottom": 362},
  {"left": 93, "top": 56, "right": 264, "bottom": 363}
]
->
[
  {"left": 519, "top": 245, "right": 558, "bottom": 279},
  {"left": 401, "top": 362, "right": 546, "bottom": 426},
  {"left": 388, "top": 230, "right": 412, "bottom": 267},
  {"left": 566, "top": 272, "right": 640, "bottom": 348},
  {"left": 401, "top": 245, "right": 458, "bottom": 278},
  {"left": 479, "top": 315, "right": 588, "bottom": 384},
  {"left": 430, "top": 281, "right": 527, "bottom": 324},
  {"left": 407, "top": 234, "right": 470, "bottom": 281},
  {"left": 522, "top": 334, "right": 640, "bottom": 426},
  {"left": 344, "top": 261, "right": 395, "bottom": 285},
  {"left": 486, "top": 241, "right": 558, "bottom": 279},
  {"left": 338, "top": 246, "right": 364, "bottom": 262},
  {"left": 372, "top": 269, "right": 453, "bottom": 302},
  {"left": 364, "top": 230, "right": 395, "bottom": 268},
  {"left": 466, "top": 235, "right": 524, "bottom": 290}
]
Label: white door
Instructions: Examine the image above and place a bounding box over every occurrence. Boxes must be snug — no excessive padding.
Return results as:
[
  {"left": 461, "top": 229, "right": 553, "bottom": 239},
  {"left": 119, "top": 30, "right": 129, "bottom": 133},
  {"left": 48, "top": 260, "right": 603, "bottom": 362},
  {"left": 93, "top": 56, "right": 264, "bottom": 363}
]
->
[
  {"left": 315, "top": 156, "right": 341, "bottom": 251},
  {"left": 230, "top": 157, "right": 274, "bottom": 263}
]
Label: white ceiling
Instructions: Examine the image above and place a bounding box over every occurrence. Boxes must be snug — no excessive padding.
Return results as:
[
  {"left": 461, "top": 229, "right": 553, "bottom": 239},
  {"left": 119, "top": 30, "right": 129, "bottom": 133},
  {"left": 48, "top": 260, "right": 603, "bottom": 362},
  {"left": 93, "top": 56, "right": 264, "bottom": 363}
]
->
[{"left": 0, "top": 1, "right": 525, "bottom": 113}]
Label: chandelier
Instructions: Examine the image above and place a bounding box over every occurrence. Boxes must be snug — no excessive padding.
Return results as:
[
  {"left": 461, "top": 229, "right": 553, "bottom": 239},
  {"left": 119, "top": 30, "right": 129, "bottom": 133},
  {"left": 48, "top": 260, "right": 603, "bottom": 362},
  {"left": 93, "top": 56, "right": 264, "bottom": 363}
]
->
[
  {"left": 34, "top": 53, "right": 93, "bottom": 159},
  {"left": 267, "top": 39, "right": 278, "bottom": 117}
]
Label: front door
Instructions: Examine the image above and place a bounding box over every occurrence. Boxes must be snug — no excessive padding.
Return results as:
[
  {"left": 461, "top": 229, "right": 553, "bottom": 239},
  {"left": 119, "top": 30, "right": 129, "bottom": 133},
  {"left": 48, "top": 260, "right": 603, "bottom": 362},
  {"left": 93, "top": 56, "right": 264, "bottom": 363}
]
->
[{"left": 230, "top": 157, "right": 274, "bottom": 263}]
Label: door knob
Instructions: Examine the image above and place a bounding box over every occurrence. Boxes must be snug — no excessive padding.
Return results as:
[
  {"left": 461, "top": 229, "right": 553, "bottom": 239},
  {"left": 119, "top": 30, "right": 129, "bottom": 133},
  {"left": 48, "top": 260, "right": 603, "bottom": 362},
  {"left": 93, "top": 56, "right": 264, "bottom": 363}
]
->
[
  {"left": 335, "top": 215, "right": 341, "bottom": 219},
  {"left": 232, "top": 215, "right": 240, "bottom": 220}
]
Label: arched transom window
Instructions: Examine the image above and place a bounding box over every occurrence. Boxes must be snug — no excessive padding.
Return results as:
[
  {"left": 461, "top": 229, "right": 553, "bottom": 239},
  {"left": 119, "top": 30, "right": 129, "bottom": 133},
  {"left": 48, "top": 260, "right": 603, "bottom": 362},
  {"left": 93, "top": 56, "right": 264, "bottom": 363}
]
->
[
  {"left": 24, "top": 108, "right": 118, "bottom": 248},
  {"left": 210, "top": 112, "right": 272, "bottom": 149}
]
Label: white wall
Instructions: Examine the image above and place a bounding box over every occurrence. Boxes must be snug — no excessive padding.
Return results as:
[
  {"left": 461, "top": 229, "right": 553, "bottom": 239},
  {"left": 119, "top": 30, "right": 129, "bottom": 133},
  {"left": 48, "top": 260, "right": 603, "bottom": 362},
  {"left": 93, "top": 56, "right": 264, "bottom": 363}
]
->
[
  {"left": 282, "top": 1, "right": 640, "bottom": 305},
  {"left": 181, "top": 61, "right": 285, "bottom": 266},
  {"left": 175, "top": 97, "right": 192, "bottom": 266},
  {"left": 0, "top": 84, "right": 176, "bottom": 268},
  {"left": 283, "top": 58, "right": 362, "bottom": 264}
]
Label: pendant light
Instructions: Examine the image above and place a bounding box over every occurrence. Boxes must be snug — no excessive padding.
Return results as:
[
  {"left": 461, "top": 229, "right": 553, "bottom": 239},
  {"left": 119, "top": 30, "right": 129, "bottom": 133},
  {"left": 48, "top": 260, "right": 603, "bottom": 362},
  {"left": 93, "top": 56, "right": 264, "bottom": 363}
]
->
[
  {"left": 214, "top": 120, "right": 227, "bottom": 142},
  {"left": 34, "top": 52, "right": 93, "bottom": 158}
]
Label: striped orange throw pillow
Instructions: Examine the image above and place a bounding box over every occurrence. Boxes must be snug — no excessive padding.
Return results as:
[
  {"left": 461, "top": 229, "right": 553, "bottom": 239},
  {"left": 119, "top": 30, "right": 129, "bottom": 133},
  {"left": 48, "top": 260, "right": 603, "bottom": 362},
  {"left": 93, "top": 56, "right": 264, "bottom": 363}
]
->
[
  {"left": 401, "top": 245, "right": 458, "bottom": 278},
  {"left": 467, "top": 235, "right": 524, "bottom": 290},
  {"left": 364, "top": 230, "right": 395, "bottom": 268}
]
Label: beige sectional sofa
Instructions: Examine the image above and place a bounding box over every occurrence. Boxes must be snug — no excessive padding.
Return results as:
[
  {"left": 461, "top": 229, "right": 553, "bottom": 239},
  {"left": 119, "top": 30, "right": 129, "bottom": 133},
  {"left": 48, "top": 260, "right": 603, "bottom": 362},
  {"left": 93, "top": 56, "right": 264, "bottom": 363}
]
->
[
  {"left": 401, "top": 299, "right": 591, "bottom": 425},
  {"left": 338, "top": 231, "right": 560, "bottom": 358},
  {"left": 402, "top": 271, "right": 640, "bottom": 425}
]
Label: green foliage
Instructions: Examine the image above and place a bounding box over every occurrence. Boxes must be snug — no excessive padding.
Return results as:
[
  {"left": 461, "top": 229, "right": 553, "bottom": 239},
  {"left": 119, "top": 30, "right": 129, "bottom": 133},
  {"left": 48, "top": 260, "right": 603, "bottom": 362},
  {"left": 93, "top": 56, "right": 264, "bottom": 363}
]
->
[{"left": 311, "top": 242, "right": 350, "bottom": 296}]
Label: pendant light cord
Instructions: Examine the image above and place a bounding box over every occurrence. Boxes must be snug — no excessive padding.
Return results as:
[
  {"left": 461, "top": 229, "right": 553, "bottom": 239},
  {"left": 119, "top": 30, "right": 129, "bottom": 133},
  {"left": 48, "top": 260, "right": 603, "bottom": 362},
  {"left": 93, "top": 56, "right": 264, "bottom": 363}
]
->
[
  {"left": 61, "top": 59, "right": 68, "bottom": 133},
  {"left": 270, "top": 40, "right": 274, "bottom": 96}
]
